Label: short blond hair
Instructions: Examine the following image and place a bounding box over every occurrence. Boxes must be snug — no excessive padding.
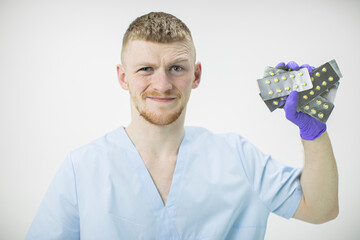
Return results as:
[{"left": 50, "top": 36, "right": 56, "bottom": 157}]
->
[{"left": 121, "top": 12, "right": 195, "bottom": 63}]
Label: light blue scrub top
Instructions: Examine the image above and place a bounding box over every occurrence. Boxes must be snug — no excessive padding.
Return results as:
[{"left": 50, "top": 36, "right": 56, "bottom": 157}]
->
[{"left": 26, "top": 126, "right": 303, "bottom": 240}]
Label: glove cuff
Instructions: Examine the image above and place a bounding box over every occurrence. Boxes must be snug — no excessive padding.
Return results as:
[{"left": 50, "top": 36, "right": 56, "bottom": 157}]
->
[{"left": 300, "top": 124, "right": 327, "bottom": 141}]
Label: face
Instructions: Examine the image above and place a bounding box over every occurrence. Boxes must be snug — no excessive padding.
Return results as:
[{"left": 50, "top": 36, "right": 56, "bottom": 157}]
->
[{"left": 118, "top": 40, "right": 201, "bottom": 126}]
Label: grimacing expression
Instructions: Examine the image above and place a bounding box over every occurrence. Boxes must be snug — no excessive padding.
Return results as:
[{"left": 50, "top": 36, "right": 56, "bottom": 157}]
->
[{"left": 119, "top": 40, "right": 201, "bottom": 126}]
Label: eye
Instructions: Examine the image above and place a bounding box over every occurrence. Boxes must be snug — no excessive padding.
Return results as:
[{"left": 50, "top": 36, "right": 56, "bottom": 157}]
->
[
  {"left": 170, "top": 66, "right": 183, "bottom": 72},
  {"left": 138, "top": 67, "right": 152, "bottom": 72}
]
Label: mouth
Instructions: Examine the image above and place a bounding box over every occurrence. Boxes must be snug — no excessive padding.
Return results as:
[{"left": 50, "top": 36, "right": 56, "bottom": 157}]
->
[{"left": 147, "top": 96, "right": 176, "bottom": 103}]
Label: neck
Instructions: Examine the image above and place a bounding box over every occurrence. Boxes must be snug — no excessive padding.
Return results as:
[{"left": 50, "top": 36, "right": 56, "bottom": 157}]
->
[{"left": 125, "top": 111, "right": 186, "bottom": 158}]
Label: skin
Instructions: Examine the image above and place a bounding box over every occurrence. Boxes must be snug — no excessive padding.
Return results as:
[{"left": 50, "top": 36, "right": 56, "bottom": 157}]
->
[
  {"left": 117, "top": 39, "right": 201, "bottom": 205},
  {"left": 117, "top": 39, "right": 338, "bottom": 223},
  {"left": 293, "top": 131, "right": 339, "bottom": 224}
]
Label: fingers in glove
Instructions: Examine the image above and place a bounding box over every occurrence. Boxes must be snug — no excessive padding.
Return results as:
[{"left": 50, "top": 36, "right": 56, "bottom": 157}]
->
[
  {"left": 275, "top": 62, "right": 286, "bottom": 68},
  {"left": 286, "top": 61, "right": 300, "bottom": 71},
  {"left": 283, "top": 91, "right": 299, "bottom": 121},
  {"left": 300, "top": 64, "right": 315, "bottom": 75}
]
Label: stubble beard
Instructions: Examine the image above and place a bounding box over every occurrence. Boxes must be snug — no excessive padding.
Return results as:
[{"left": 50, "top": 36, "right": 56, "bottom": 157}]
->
[{"left": 132, "top": 91, "right": 186, "bottom": 126}]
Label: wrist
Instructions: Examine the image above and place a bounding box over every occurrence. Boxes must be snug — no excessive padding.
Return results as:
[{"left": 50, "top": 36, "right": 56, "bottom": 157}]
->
[{"left": 300, "top": 124, "right": 327, "bottom": 141}]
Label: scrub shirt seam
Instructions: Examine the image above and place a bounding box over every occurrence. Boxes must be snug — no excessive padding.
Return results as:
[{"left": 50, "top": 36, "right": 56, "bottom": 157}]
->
[
  {"left": 276, "top": 185, "right": 303, "bottom": 219},
  {"left": 233, "top": 138, "right": 273, "bottom": 213},
  {"left": 234, "top": 136, "right": 303, "bottom": 217},
  {"left": 68, "top": 153, "right": 80, "bottom": 216}
]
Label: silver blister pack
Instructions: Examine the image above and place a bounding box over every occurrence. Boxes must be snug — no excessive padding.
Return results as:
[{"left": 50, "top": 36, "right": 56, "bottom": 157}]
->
[
  {"left": 258, "top": 68, "right": 313, "bottom": 101},
  {"left": 263, "top": 66, "right": 287, "bottom": 77},
  {"left": 297, "top": 61, "right": 341, "bottom": 108},
  {"left": 299, "top": 95, "right": 334, "bottom": 123},
  {"left": 258, "top": 59, "right": 342, "bottom": 123},
  {"left": 261, "top": 94, "right": 286, "bottom": 112}
]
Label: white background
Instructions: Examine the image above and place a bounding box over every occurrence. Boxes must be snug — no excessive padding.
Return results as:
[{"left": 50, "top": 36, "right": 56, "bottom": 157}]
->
[{"left": 1, "top": 0, "right": 359, "bottom": 239}]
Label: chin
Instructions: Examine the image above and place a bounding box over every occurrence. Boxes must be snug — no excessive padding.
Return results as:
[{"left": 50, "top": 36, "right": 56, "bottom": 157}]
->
[{"left": 139, "top": 107, "right": 184, "bottom": 126}]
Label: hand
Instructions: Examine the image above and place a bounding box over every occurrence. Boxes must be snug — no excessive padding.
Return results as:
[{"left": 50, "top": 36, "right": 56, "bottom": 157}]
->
[
  {"left": 277, "top": 61, "right": 326, "bottom": 140},
  {"left": 276, "top": 61, "right": 315, "bottom": 75},
  {"left": 283, "top": 91, "right": 326, "bottom": 140}
]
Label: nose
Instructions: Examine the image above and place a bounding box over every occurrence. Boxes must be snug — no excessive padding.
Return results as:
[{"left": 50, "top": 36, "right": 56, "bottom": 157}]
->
[{"left": 152, "top": 70, "right": 173, "bottom": 92}]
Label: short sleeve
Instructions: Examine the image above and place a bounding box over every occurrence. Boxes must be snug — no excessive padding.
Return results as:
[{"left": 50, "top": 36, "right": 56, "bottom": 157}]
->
[
  {"left": 234, "top": 135, "right": 303, "bottom": 219},
  {"left": 26, "top": 154, "right": 80, "bottom": 240}
]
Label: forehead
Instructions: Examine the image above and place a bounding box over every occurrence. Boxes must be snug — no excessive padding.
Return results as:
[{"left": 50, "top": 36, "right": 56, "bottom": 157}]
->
[{"left": 123, "top": 40, "right": 195, "bottom": 66}]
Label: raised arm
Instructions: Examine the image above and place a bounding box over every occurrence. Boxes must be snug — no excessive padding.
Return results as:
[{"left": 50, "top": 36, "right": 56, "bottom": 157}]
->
[
  {"left": 293, "top": 131, "right": 338, "bottom": 223},
  {"left": 277, "top": 61, "right": 339, "bottom": 223}
]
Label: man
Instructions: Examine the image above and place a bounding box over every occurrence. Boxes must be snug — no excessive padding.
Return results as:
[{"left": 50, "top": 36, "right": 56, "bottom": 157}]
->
[{"left": 26, "top": 12, "right": 338, "bottom": 239}]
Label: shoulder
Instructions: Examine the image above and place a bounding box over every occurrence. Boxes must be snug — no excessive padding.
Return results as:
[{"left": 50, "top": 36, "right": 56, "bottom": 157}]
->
[
  {"left": 185, "top": 126, "right": 268, "bottom": 162},
  {"left": 185, "top": 126, "right": 247, "bottom": 141},
  {"left": 67, "top": 126, "right": 127, "bottom": 166},
  {"left": 184, "top": 126, "right": 252, "bottom": 149}
]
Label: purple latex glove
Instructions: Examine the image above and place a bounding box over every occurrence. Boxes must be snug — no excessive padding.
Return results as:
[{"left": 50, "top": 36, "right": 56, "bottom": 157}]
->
[
  {"left": 284, "top": 90, "right": 326, "bottom": 140},
  {"left": 278, "top": 61, "right": 326, "bottom": 140},
  {"left": 276, "top": 61, "right": 315, "bottom": 75}
]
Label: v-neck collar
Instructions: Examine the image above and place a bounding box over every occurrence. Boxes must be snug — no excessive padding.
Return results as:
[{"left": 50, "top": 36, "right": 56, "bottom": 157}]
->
[{"left": 119, "top": 126, "right": 190, "bottom": 216}]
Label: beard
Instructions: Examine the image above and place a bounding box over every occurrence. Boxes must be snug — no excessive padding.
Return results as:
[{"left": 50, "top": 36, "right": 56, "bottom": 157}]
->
[{"left": 131, "top": 90, "right": 186, "bottom": 126}]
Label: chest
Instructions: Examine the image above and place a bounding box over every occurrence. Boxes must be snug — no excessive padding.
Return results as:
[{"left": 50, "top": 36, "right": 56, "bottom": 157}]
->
[
  {"left": 78, "top": 149, "right": 266, "bottom": 239},
  {"left": 143, "top": 156, "right": 177, "bottom": 205}
]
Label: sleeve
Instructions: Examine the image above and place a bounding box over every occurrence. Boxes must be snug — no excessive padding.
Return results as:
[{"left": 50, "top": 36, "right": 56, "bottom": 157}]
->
[
  {"left": 26, "top": 154, "right": 80, "bottom": 240},
  {"left": 235, "top": 135, "right": 303, "bottom": 219}
]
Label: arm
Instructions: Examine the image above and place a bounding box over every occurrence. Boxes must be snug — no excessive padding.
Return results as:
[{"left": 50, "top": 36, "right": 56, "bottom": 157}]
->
[
  {"left": 293, "top": 131, "right": 339, "bottom": 223},
  {"left": 278, "top": 61, "right": 339, "bottom": 223}
]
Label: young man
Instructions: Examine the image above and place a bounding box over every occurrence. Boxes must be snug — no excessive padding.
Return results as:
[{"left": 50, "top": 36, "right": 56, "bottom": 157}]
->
[{"left": 26, "top": 12, "right": 338, "bottom": 239}]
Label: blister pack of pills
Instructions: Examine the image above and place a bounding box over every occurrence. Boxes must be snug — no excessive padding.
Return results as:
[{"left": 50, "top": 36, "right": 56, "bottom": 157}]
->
[{"left": 257, "top": 59, "right": 342, "bottom": 123}]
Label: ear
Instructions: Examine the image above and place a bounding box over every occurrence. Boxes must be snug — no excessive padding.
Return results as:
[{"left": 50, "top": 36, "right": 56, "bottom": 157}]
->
[
  {"left": 117, "top": 64, "right": 129, "bottom": 90},
  {"left": 192, "top": 62, "right": 202, "bottom": 89}
]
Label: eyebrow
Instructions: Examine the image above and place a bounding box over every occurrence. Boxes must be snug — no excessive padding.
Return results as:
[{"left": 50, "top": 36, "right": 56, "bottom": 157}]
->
[
  {"left": 170, "top": 58, "right": 190, "bottom": 64},
  {"left": 134, "top": 58, "right": 190, "bottom": 68}
]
